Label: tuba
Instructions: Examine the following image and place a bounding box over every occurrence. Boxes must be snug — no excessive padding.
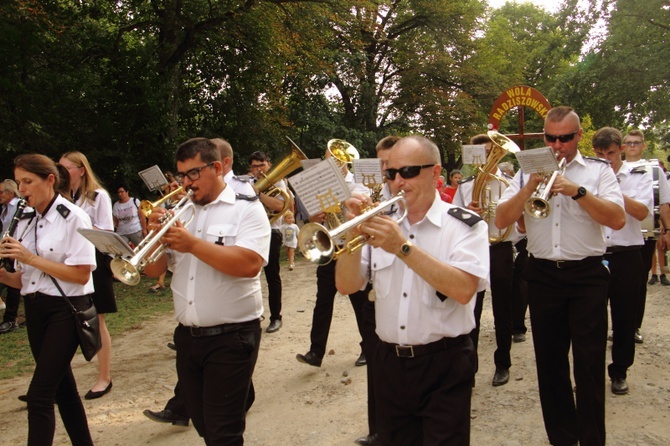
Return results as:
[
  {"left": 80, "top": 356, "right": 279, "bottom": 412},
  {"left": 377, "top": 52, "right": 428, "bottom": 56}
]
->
[
  {"left": 327, "top": 139, "right": 359, "bottom": 168},
  {"left": 254, "top": 140, "right": 307, "bottom": 224},
  {"left": 470, "top": 131, "right": 520, "bottom": 243}
]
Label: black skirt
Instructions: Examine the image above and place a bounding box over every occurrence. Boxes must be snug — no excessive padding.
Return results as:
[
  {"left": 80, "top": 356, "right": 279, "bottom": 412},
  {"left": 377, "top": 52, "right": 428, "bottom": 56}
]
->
[{"left": 91, "top": 249, "right": 118, "bottom": 314}]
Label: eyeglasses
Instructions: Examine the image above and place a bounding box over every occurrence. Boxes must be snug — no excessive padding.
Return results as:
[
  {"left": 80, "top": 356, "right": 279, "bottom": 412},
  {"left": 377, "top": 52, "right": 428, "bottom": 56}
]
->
[
  {"left": 175, "top": 162, "right": 216, "bottom": 182},
  {"left": 384, "top": 164, "right": 435, "bottom": 181},
  {"left": 544, "top": 131, "right": 579, "bottom": 143},
  {"left": 623, "top": 141, "right": 643, "bottom": 147}
]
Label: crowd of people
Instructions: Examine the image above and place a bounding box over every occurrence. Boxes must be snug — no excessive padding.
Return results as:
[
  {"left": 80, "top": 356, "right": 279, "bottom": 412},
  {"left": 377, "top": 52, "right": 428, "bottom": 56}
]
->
[{"left": 0, "top": 105, "right": 668, "bottom": 445}]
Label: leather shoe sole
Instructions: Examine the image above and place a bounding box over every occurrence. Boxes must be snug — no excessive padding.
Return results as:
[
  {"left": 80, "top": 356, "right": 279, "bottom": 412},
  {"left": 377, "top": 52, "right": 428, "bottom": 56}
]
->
[
  {"left": 354, "top": 433, "right": 379, "bottom": 445},
  {"left": 143, "top": 409, "right": 190, "bottom": 427},
  {"left": 354, "top": 353, "right": 366, "bottom": 367},
  {"left": 84, "top": 381, "right": 113, "bottom": 400},
  {"left": 296, "top": 351, "right": 322, "bottom": 367},
  {"left": 492, "top": 368, "right": 510, "bottom": 387}
]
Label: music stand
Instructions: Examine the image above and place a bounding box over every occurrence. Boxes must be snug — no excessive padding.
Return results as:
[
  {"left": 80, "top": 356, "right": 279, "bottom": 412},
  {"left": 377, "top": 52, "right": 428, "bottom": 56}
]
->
[{"left": 78, "top": 228, "right": 135, "bottom": 259}]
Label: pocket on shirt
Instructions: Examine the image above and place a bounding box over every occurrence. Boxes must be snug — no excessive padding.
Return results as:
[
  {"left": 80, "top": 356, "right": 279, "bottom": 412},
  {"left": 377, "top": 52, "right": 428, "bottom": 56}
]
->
[
  {"left": 38, "top": 232, "right": 67, "bottom": 261},
  {"left": 206, "top": 224, "right": 237, "bottom": 246},
  {"left": 370, "top": 250, "right": 395, "bottom": 299}
]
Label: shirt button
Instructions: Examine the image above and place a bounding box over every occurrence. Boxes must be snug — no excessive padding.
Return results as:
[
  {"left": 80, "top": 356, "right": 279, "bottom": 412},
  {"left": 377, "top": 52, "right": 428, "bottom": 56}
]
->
[
  {"left": 555, "top": 223, "right": 559, "bottom": 227},
  {"left": 409, "top": 234, "right": 415, "bottom": 239},
  {"left": 31, "top": 282, "right": 35, "bottom": 285},
  {"left": 198, "top": 228, "right": 202, "bottom": 233},
  {"left": 189, "top": 301, "right": 193, "bottom": 305},
  {"left": 403, "top": 292, "right": 407, "bottom": 298},
  {"left": 400, "top": 325, "right": 406, "bottom": 330},
  {"left": 190, "top": 276, "right": 194, "bottom": 280},
  {"left": 373, "top": 263, "right": 377, "bottom": 268},
  {"left": 554, "top": 244, "right": 558, "bottom": 248}
]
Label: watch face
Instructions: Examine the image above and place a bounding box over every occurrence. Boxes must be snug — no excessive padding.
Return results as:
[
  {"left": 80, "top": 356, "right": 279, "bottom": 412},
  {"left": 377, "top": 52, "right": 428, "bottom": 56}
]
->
[{"left": 401, "top": 243, "right": 411, "bottom": 255}]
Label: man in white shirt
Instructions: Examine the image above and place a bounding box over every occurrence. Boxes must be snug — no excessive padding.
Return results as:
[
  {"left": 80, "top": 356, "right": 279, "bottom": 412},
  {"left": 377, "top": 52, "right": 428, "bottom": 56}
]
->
[
  {"left": 0, "top": 179, "right": 23, "bottom": 333},
  {"left": 336, "top": 135, "right": 490, "bottom": 445},
  {"left": 144, "top": 137, "right": 271, "bottom": 444},
  {"left": 496, "top": 106, "right": 626, "bottom": 446}
]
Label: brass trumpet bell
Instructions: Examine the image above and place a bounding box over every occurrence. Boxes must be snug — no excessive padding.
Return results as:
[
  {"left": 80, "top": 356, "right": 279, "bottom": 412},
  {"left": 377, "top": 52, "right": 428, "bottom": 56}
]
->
[
  {"left": 140, "top": 186, "right": 185, "bottom": 218},
  {"left": 327, "top": 139, "right": 359, "bottom": 166}
]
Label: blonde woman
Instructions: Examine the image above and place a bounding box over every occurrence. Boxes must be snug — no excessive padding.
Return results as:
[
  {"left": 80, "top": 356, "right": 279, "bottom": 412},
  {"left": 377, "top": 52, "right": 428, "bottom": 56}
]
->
[{"left": 59, "top": 151, "right": 116, "bottom": 399}]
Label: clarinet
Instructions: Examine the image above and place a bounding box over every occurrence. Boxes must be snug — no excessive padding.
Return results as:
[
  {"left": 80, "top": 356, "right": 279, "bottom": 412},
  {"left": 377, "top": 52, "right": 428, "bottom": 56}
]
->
[{"left": 2, "top": 199, "right": 28, "bottom": 272}]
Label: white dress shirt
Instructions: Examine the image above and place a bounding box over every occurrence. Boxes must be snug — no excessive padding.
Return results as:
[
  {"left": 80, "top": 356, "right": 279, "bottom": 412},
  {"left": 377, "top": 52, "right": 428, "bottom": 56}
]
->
[
  {"left": 1, "top": 197, "right": 21, "bottom": 233},
  {"left": 16, "top": 194, "right": 96, "bottom": 296},
  {"left": 605, "top": 162, "right": 652, "bottom": 247},
  {"left": 170, "top": 185, "right": 271, "bottom": 327},
  {"left": 76, "top": 188, "right": 114, "bottom": 231},
  {"left": 499, "top": 152, "right": 624, "bottom": 261},
  {"left": 360, "top": 195, "right": 490, "bottom": 345}
]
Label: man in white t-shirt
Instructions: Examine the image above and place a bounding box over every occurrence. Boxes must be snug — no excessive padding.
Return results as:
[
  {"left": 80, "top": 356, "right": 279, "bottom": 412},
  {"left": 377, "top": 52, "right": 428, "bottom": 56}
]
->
[{"left": 112, "top": 183, "right": 147, "bottom": 247}]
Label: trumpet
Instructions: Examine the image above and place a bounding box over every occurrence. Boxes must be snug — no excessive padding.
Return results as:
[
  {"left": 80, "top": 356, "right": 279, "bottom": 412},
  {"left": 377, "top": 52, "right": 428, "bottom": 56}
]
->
[
  {"left": 139, "top": 186, "right": 185, "bottom": 218},
  {"left": 110, "top": 190, "right": 195, "bottom": 285},
  {"left": 298, "top": 192, "right": 407, "bottom": 265},
  {"left": 524, "top": 157, "right": 567, "bottom": 219}
]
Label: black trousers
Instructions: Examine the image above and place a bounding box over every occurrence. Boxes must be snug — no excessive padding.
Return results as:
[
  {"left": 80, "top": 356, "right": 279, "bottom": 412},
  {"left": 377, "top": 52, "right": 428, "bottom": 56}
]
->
[
  {"left": 361, "top": 297, "right": 379, "bottom": 436},
  {"left": 512, "top": 238, "right": 529, "bottom": 335},
  {"left": 638, "top": 238, "right": 656, "bottom": 329},
  {"left": 264, "top": 230, "right": 283, "bottom": 322},
  {"left": 469, "top": 241, "right": 514, "bottom": 370},
  {"left": 175, "top": 321, "right": 261, "bottom": 445},
  {"left": 374, "top": 335, "right": 475, "bottom": 446},
  {"left": 308, "top": 260, "right": 367, "bottom": 359},
  {"left": 605, "top": 248, "right": 645, "bottom": 380},
  {"left": 24, "top": 294, "right": 94, "bottom": 446},
  {"left": 2, "top": 284, "right": 21, "bottom": 323},
  {"left": 525, "top": 256, "right": 608, "bottom": 446}
]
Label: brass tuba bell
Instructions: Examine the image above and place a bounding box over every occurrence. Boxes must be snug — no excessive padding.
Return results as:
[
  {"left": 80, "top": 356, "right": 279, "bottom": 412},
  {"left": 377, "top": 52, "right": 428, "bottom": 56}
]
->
[{"left": 327, "top": 139, "right": 359, "bottom": 167}]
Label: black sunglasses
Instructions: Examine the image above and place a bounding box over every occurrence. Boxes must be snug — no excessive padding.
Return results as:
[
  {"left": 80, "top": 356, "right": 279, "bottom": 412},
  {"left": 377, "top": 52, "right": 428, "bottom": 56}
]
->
[
  {"left": 384, "top": 164, "right": 435, "bottom": 181},
  {"left": 544, "top": 131, "right": 579, "bottom": 143}
]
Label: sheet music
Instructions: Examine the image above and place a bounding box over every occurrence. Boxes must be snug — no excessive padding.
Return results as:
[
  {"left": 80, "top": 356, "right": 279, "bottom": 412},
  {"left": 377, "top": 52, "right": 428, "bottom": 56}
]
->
[
  {"left": 289, "top": 158, "right": 351, "bottom": 216},
  {"left": 300, "top": 159, "right": 322, "bottom": 170},
  {"left": 462, "top": 145, "right": 488, "bottom": 165},
  {"left": 78, "top": 228, "right": 135, "bottom": 258},
  {"left": 516, "top": 147, "right": 559, "bottom": 175},
  {"left": 352, "top": 159, "right": 383, "bottom": 186},
  {"left": 139, "top": 165, "right": 168, "bottom": 192}
]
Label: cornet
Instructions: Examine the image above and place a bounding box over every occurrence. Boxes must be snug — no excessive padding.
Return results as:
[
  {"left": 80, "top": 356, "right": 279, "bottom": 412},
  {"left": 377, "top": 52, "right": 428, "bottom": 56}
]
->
[
  {"left": 298, "top": 192, "right": 407, "bottom": 265},
  {"left": 524, "top": 157, "right": 567, "bottom": 219},
  {"left": 110, "top": 190, "right": 195, "bottom": 285}
]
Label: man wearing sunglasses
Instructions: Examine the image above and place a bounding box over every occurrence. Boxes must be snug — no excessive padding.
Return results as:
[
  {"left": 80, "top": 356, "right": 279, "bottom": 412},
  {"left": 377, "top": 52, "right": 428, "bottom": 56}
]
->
[
  {"left": 336, "top": 135, "right": 490, "bottom": 445},
  {"left": 454, "top": 133, "right": 520, "bottom": 388},
  {"left": 144, "top": 137, "right": 271, "bottom": 444},
  {"left": 496, "top": 106, "right": 626, "bottom": 446}
]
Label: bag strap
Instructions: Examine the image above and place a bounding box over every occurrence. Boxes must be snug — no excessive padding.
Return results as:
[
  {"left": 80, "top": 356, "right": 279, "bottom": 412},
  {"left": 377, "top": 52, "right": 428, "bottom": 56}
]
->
[{"left": 48, "top": 275, "right": 78, "bottom": 313}]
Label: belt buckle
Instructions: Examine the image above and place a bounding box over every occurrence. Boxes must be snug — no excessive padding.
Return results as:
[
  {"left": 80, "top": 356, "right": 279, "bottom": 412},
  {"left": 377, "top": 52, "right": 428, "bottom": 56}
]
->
[
  {"left": 556, "top": 260, "right": 566, "bottom": 269},
  {"left": 395, "top": 345, "right": 414, "bottom": 358},
  {"left": 189, "top": 327, "right": 202, "bottom": 337}
]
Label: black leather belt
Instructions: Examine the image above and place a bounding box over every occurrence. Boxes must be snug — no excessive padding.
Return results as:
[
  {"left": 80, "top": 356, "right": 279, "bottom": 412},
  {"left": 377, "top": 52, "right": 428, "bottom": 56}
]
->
[
  {"left": 530, "top": 255, "right": 603, "bottom": 270},
  {"left": 490, "top": 241, "right": 513, "bottom": 249},
  {"left": 384, "top": 334, "right": 469, "bottom": 358},
  {"left": 180, "top": 319, "right": 259, "bottom": 337},
  {"left": 605, "top": 245, "right": 643, "bottom": 254},
  {"left": 23, "top": 292, "right": 92, "bottom": 299}
]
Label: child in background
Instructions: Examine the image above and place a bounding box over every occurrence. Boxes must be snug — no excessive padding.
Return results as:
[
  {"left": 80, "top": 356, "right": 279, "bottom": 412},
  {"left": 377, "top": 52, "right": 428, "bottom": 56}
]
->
[{"left": 281, "top": 211, "right": 300, "bottom": 270}]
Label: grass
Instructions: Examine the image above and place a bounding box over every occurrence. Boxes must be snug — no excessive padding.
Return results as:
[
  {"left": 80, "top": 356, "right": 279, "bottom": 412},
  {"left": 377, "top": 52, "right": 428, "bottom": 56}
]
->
[{"left": 0, "top": 275, "right": 175, "bottom": 380}]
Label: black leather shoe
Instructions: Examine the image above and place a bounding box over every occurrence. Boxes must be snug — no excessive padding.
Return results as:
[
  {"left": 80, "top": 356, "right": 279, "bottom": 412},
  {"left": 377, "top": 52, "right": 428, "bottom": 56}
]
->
[
  {"left": 648, "top": 274, "right": 659, "bottom": 285},
  {"left": 296, "top": 351, "right": 322, "bottom": 367},
  {"left": 634, "top": 329, "right": 643, "bottom": 344},
  {"left": 354, "top": 433, "right": 379, "bottom": 445},
  {"left": 611, "top": 378, "right": 629, "bottom": 395},
  {"left": 266, "top": 319, "right": 282, "bottom": 333},
  {"left": 492, "top": 368, "right": 510, "bottom": 387},
  {"left": 355, "top": 352, "right": 367, "bottom": 367},
  {"left": 512, "top": 333, "right": 526, "bottom": 343},
  {"left": 167, "top": 342, "right": 176, "bottom": 351},
  {"left": 84, "top": 381, "right": 112, "bottom": 400},
  {"left": 0, "top": 321, "right": 19, "bottom": 334},
  {"left": 143, "top": 409, "right": 190, "bottom": 427},
  {"left": 18, "top": 394, "right": 27, "bottom": 403}
]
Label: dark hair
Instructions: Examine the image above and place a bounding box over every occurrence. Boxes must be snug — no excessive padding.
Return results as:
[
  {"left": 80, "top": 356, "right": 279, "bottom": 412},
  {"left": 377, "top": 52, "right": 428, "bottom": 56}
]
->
[
  {"left": 14, "top": 154, "right": 59, "bottom": 182},
  {"left": 469, "top": 134, "right": 491, "bottom": 145},
  {"left": 592, "top": 127, "right": 623, "bottom": 150},
  {"left": 116, "top": 182, "right": 130, "bottom": 192},
  {"left": 546, "top": 106, "right": 579, "bottom": 124},
  {"left": 248, "top": 151, "right": 270, "bottom": 164},
  {"left": 449, "top": 169, "right": 462, "bottom": 179},
  {"left": 176, "top": 137, "right": 221, "bottom": 164},
  {"left": 55, "top": 164, "right": 73, "bottom": 201}
]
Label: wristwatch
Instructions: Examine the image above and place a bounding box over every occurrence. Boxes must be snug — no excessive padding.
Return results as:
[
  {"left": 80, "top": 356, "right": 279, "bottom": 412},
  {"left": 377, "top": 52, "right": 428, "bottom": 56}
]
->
[
  {"left": 572, "top": 186, "right": 587, "bottom": 201},
  {"left": 397, "top": 240, "right": 413, "bottom": 258}
]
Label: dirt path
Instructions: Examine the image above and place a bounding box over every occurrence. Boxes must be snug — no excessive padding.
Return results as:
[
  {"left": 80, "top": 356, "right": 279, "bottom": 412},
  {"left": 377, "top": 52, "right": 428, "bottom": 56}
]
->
[{"left": 1, "top": 259, "right": 669, "bottom": 445}]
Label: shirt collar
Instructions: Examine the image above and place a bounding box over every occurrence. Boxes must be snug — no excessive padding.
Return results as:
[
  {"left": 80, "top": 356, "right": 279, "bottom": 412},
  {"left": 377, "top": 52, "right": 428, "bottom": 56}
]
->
[
  {"left": 567, "top": 150, "right": 586, "bottom": 168},
  {"left": 401, "top": 191, "right": 443, "bottom": 230}
]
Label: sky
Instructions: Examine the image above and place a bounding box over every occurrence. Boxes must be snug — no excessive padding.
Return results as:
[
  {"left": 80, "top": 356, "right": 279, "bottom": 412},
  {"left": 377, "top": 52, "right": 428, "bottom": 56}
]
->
[{"left": 487, "top": 0, "right": 561, "bottom": 13}]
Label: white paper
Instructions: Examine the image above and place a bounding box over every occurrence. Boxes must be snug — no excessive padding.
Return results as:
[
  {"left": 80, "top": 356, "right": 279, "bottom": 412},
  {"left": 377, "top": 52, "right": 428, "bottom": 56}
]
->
[
  {"left": 462, "top": 144, "right": 488, "bottom": 165},
  {"left": 139, "top": 165, "right": 168, "bottom": 192},
  {"left": 516, "top": 147, "right": 559, "bottom": 175},
  {"left": 300, "top": 159, "right": 322, "bottom": 170},
  {"left": 78, "top": 228, "right": 135, "bottom": 258},
  {"left": 352, "top": 159, "right": 384, "bottom": 188},
  {"left": 289, "top": 158, "right": 351, "bottom": 216}
]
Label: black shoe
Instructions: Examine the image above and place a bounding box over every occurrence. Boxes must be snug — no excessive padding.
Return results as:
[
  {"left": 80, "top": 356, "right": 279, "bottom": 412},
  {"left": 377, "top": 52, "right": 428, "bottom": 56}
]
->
[
  {"left": 296, "top": 351, "right": 322, "bottom": 367},
  {"left": 648, "top": 274, "right": 659, "bottom": 285},
  {"left": 492, "top": 368, "right": 510, "bottom": 387},
  {"left": 84, "top": 382, "right": 113, "bottom": 400},
  {"left": 18, "top": 394, "right": 27, "bottom": 403},
  {"left": 355, "top": 352, "right": 367, "bottom": 367},
  {"left": 634, "top": 329, "right": 643, "bottom": 344},
  {"left": 143, "top": 409, "right": 190, "bottom": 427},
  {"left": 354, "top": 433, "right": 379, "bottom": 445},
  {"left": 661, "top": 275, "right": 670, "bottom": 286},
  {"left": 167, "top": 342, "right": 176, "bottom": 351},
  {"left": 611, "top": 377, "right": 629, "bottom": 395},
  {"left": 512, "top": 333, "right": 526, "bottom": 343},
  {"left": 266, "top": 319, "right": 282, "bottom": 333},
  {"left": 0, "top": 321, "right": 18, "bottom": 334}
]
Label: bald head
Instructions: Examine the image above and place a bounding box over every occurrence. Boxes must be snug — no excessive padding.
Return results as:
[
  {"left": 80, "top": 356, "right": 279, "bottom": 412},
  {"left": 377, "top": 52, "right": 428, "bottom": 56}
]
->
[{"left": 394, "top": 136, "right": 441, "bottom": 165}]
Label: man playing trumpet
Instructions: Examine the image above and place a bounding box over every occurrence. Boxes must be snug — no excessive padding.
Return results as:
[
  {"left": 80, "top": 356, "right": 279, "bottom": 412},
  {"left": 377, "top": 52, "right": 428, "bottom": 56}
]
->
[
  {"left": 336, "top": 136, "right": 490, "bottom": 445},
  {"left": 496, "top": 106, "right": 625, "bottom": 446}
]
